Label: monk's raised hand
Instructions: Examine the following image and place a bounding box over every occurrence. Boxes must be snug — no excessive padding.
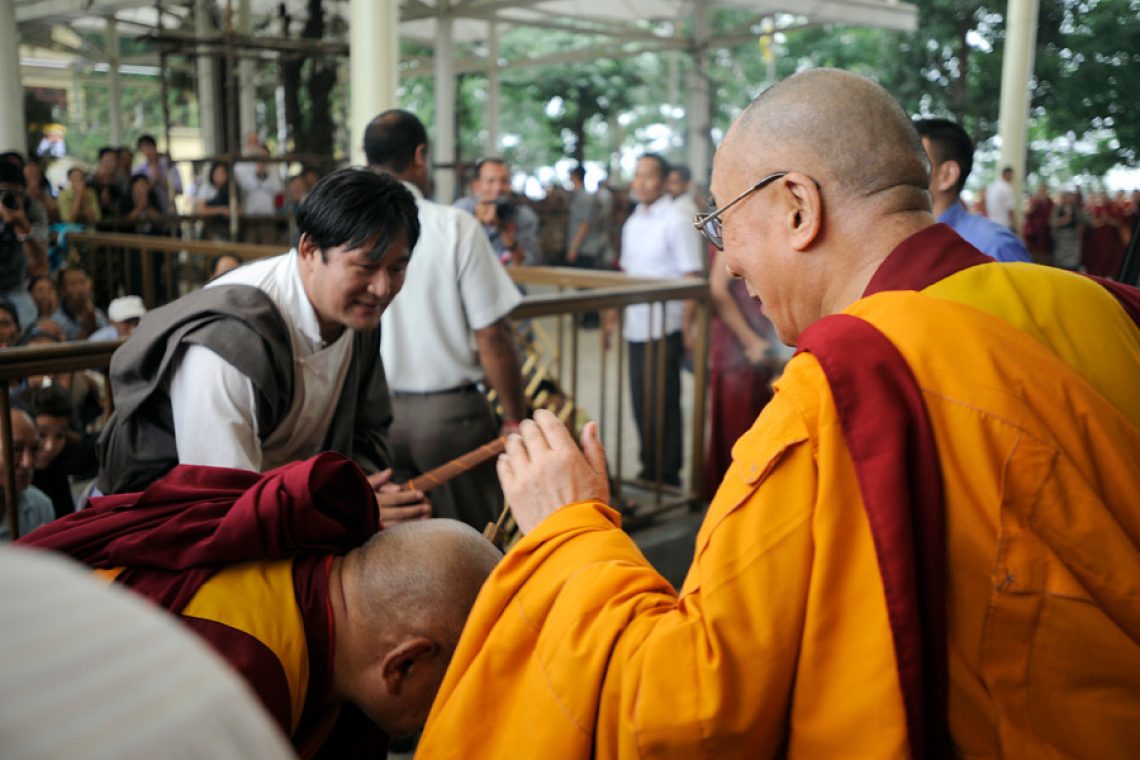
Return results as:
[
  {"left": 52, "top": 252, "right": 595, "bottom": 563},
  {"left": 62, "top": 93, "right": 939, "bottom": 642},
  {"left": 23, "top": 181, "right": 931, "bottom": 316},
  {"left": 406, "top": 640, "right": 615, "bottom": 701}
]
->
[{"left": 498, "top": 410, "right": 610, "bottom": 534}]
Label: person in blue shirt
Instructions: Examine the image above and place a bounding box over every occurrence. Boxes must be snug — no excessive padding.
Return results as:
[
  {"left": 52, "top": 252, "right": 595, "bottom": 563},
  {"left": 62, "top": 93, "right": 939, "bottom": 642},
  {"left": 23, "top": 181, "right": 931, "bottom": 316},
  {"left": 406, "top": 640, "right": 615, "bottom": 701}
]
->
[{"left": 913, "top": 118, "right": 1031, "bottom": 263}]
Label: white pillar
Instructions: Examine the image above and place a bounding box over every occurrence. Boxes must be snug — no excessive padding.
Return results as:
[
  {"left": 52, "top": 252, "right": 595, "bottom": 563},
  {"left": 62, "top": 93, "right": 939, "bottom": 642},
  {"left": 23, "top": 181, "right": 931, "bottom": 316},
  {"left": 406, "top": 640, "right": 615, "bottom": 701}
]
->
[
  {"left": 485, "top": 21, "right": 500, "bottom": 156},
  {"left": 195, "top": 0, "right": 219, "bottom": 155},
  {"left": 237, "top": 0, "right": 256, "bottom": 142},
  {"left": 434, "top": 6, "right": 456, "bottom": 202},
  {"left": 106, "top": 17, "right": 124, "bottom": 147},
  {"left": 349, "top": 0, "right": 399, "bottom": 165},
  {"left": 997, "top": 0, "right": 1039, "bottom": 230},
  {"left": 686, "top": 1, "right": 711, "bottom": 185},
  {"left": 0, "top": 0, "right": 24, "bottom": 153}
]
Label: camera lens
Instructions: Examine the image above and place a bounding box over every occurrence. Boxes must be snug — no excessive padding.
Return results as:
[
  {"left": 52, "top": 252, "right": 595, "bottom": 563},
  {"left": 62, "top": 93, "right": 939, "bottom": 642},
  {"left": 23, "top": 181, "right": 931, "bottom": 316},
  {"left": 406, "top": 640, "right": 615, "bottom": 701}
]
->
[{"left": 0, "top": 190, "right": 17, "bottom": 210}]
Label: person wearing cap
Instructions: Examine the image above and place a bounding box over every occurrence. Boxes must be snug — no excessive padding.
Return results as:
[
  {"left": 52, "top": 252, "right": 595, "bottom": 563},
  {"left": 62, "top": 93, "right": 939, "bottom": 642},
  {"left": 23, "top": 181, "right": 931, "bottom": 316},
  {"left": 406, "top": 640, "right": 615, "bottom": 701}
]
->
[{"left": 88, "top": 295, "right": 146, "bottom": 342}]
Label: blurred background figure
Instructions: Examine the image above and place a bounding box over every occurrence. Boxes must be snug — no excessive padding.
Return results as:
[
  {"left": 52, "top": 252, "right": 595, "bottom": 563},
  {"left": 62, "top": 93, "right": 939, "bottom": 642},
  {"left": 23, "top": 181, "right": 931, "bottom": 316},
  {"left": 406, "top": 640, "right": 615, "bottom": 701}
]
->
[
  {"left": 0, "top": 407, "right": 54, "bottom": 541},
  {"left": 88, "top": 295, "right": 146, "bottom": 342},
  {"left": 1023, "top": 184, "right": 1055, "bottom": 265}
]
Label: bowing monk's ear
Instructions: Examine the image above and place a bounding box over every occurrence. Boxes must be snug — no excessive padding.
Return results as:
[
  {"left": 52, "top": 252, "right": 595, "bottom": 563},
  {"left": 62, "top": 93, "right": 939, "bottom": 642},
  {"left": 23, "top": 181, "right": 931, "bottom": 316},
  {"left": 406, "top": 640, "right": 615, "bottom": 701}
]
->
[{"left": 380, "top": 637, "right": 439, "bottom": 696}]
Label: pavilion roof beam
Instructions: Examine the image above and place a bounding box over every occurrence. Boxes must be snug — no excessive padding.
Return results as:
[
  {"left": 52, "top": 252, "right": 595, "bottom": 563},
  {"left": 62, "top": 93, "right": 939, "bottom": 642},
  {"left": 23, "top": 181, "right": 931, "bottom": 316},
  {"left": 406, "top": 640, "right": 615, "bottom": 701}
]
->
[{"left": 15, "top": 0, "right": 150, "bottom": 24}]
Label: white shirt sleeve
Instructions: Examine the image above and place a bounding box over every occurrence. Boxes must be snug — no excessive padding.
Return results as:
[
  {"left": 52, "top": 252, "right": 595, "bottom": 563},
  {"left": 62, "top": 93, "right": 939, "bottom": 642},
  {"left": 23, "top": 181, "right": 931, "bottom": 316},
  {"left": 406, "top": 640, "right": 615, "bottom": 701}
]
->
[
  {"left": 457, "top": 215, "right": 523, "bottom": 330},
  {"left": 669, "top": 209, "right": 705, "bottom": 275},
  {"left": 168, "top": 344, "right": 263, "bottom": 471}
]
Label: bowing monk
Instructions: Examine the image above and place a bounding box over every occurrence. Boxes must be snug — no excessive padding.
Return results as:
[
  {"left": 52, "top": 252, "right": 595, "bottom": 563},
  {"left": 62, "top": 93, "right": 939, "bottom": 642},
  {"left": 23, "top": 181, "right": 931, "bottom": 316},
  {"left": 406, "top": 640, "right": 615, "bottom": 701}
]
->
[
  {"left": 417, "top": 69, "right": 1140, "bottom": 758},
  {"left": 20, "top": 453, "right": 501, "bottom": 758}
]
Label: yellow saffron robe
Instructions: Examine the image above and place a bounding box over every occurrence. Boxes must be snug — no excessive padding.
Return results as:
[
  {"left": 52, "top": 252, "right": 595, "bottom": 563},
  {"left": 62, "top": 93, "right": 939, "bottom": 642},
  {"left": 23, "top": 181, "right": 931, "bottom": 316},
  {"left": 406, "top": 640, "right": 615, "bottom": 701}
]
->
[{"left": 418, "top": 227, "right": 1140, "bottom": 758}]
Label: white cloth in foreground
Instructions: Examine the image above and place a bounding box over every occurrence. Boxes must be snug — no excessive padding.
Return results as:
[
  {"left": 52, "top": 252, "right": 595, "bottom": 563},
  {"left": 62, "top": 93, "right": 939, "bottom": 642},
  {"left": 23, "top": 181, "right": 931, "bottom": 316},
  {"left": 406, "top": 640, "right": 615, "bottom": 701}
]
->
[{"left": 0, "top": 546, "right": 296, "bottom": 760}]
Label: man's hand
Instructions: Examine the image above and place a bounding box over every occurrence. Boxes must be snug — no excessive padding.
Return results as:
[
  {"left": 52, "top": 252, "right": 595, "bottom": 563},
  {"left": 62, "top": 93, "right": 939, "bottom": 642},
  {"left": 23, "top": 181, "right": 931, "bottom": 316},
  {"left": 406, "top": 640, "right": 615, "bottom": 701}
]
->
[
  {"left": 744, "top": 335, "right": 771, "bottom": 366},
  {"left": 497, "top": 410, "right": 609, "bottom": 534},
  {"left": 367, "top": 469, "right": 432, "bottom": 526}
]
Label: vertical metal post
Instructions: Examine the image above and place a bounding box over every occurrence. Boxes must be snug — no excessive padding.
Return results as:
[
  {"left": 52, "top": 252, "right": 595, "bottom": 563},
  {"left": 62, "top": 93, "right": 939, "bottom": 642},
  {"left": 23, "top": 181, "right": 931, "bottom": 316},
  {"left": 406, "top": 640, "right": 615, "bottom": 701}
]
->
[
  {"left": 569, "top": 316, "right": 580, "bottom": 437},
  {"left": 141, "top": 246, "right": 156, "bottom": 308},
  {"left": 653, "top": 302, "right": 667, "bottom": 506},
  {"left": 0, "top": 392, "right": 16, "bottom": 540},
  {"left": 614, "top": 310, "right": 625, "bottom": 504},
  {"left": 689, "top": 295, "right": 711, "bottom": 506}
]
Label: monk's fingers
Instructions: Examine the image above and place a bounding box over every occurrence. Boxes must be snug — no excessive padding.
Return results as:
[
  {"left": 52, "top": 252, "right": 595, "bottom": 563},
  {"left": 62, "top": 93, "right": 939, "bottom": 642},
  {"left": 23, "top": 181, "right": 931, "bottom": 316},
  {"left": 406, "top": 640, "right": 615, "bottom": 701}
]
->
[
  {"left": 496, "top": 453, "right": 515, "bottom": 489},
  {"left": 504, "top": 431, "right": 530, "bottom": 465},
  {"left": 518, "top": 417, "right": 553, "bottom": 453},
  {"left": 533, "top": 409, "right": 578, "bottom": 451}
]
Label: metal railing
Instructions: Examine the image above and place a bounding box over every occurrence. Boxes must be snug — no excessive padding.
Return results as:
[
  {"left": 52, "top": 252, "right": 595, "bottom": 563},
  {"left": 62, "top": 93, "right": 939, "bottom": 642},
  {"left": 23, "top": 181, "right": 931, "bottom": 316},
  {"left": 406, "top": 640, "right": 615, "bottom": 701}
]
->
[
  {"left": 2, "top": 234, "right": 710, "bottom": 539},
  {"left": 0, "top": 340, "right": 122, "bottom": 540},
  {"left": 66, "top": 231, "right": 279, "bottom": 309}
]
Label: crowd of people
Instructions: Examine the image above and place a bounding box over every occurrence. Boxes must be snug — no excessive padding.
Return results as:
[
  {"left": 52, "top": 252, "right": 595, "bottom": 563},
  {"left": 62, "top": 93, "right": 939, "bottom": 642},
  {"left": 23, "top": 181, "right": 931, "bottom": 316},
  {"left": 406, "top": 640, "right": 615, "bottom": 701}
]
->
[{"left": 0, "top": 67, "right": 1137, "bottom": 759}]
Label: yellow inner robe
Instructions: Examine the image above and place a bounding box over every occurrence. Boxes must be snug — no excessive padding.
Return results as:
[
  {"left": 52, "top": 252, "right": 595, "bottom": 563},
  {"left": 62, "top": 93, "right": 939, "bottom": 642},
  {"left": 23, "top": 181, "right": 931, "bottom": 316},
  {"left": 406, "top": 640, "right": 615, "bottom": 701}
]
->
[{"left": 418, "top": 262, "right": 1140, "bottom": 759}]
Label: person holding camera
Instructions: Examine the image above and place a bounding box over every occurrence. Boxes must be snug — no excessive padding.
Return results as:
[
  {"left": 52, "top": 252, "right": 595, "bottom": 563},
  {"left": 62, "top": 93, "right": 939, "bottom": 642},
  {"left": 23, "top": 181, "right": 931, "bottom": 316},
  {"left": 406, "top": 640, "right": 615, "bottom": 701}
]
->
[
  {"left": 455, "top": 157, "right": 542, "bottom": 266},
  {"left": 0, "top": 162, "right": 49, "bottom": 329}
]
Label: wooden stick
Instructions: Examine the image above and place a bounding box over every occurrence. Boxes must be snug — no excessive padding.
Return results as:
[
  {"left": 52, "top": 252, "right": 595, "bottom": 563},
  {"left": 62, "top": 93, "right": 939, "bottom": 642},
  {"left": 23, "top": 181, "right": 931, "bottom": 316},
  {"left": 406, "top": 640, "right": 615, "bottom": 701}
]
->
[
  {"left": 402, "top": 436, "right": 508, "bottom": 493},
  {"left": 482, "top": 501, "right": 512, "bottom": 547}
]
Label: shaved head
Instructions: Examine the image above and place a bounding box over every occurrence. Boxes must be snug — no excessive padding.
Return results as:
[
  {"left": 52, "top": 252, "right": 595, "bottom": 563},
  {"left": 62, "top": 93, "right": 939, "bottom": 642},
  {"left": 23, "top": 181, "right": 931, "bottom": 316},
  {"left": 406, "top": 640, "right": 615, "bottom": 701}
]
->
[
  {"left": 710, "top": 69, "right": 937, "bottom": 345},
  {"left": 723, "top": 68, "right": 930, "bottom": 208},
  {"left": 333, "top": 518, "right": 503, "bottom": 738},
  {"left": 345, "top": 518, "right": 502, "bottom": 646}
]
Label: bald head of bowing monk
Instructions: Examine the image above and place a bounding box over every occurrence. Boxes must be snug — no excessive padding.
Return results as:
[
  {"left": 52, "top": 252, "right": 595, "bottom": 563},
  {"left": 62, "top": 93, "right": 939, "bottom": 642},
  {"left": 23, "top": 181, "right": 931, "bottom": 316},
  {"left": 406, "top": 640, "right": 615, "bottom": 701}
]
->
[
  {"left": 329, "top": 518, "right": 503, "bottom": 738},
  {"left": 708, "top": 68, "right": 934, "bottom": 345}
]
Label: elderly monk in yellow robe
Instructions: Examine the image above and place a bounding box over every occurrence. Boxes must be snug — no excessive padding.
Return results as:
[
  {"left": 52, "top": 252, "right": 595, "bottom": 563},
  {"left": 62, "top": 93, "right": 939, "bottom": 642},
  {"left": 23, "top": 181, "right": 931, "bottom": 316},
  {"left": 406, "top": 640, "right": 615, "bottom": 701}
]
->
[{"left": 417, "top": 69, "right": 1140, "bottom": 759}]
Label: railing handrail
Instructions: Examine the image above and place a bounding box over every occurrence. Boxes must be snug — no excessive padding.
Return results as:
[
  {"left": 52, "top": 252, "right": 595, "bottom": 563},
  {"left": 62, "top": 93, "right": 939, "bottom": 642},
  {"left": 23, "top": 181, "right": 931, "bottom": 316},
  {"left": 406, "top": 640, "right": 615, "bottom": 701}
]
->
[
  {"left": 67, "top": 231, "right": 280, "bottom": 260},
  {"left": 0, "top": 340, "right": 124, "bottom": 381}
]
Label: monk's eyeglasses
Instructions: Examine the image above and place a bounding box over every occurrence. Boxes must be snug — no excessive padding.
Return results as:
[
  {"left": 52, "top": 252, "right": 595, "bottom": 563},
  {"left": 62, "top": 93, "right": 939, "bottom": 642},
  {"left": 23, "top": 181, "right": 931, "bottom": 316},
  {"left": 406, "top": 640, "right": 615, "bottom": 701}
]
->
[{"left": 692, "top": 171, "right": 789, "bottom": 250}]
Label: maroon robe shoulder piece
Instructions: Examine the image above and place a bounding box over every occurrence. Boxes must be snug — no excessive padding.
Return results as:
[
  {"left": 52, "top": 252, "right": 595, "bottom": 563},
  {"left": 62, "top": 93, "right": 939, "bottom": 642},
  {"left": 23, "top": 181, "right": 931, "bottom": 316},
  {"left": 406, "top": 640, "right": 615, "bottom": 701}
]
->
[{"left": 796, "top": 314, "right": 948, "bottom": 760}]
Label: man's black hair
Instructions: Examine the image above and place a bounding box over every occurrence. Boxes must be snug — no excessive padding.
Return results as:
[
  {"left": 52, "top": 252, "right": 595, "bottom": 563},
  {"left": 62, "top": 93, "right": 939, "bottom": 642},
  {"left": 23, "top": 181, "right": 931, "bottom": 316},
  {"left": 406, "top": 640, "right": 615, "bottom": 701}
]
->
[
  {"left": 55, "top": 264, "right": 90, "bottom": 292},
  {"left": 913, "top": 118, "right": 973, "bottom": 196},
  {"left": 0, "top": 162, "right": 25, "bottom": 187},
  {"left": 98, "top": 146, "right": 116, "bottom": 160},
  {"left": 639, "top": 153, "right": 670, "bottom": 180},
  {"left": 570, "top": 165, "right": 586, "bottom": 182},
  {"left": 0, "top": 151, "right": 25, "bottom": 169},
  {"left": 137, "top": 134, "right": 157, "bottom": 149},
  {"left": 670, "top": 164, "right": 692, "bottom": 183},
  {"left": 0, "top": 299, "right": 19, "bottom": 333},
  {"left": 296, "top": 168, "right": 420, "bottom": 261},
  {"left": 16, "top": 385, "right": 74, "bottom": 420},
  {"left": 363, "top": 110, "right": 428, "bottom": 172},
  {"left": 67, "top": 166, "right": 85, "bottom": 180}
]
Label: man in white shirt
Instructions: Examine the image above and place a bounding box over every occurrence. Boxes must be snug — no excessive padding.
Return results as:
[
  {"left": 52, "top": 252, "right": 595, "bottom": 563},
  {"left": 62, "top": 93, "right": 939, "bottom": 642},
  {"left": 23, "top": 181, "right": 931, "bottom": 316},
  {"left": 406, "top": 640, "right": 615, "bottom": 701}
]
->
[
  {"left": 365, "top": 110, "right": 527, "bottom": 530},
  {"left": 97, "top": 169, "right": 430, "bottom": 524},
  {"left": 234, "top": 138, "right": 285, "bottom": 244},
  {"left": 985, "top": 165, "right": 1017, "bottom": 230},
  {"left": 610, "top": 154, "right": 704, "bottom": 486}
]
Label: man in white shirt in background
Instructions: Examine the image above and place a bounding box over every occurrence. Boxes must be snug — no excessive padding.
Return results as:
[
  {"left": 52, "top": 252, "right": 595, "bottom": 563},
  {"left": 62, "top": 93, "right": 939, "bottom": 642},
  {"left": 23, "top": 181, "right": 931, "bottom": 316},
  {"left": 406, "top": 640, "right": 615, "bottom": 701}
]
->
[
  {"left": 609, "top": 153, "right": 704, "bottom": 486},
  {"left": 985, "top": 165, "right": 1017, "bottom": 231},
  {"left": 666, "top": 163, "right": 701, "bottom": 221},
  {"left": 234, "top": 136, "right": 285, "bottom": 244},
  {"left": 365, "top": 110, "right": 527, "bottom": 531},
  {"left": 97, "top": 169, "right": 430, "bottom": 525}
]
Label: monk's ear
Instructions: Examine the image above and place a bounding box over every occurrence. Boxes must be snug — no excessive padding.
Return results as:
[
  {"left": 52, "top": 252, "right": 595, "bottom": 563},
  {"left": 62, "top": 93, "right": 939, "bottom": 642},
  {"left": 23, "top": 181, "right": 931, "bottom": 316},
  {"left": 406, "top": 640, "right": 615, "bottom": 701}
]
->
[
  {"left": 414, "top": 143, "right": 429, "bottom": 171},
  {"left": 782, "top": 173, "right": 822, "bottom": 252},
  {"left": 380, "top": 637, "right": 439, "bottom": 696}
]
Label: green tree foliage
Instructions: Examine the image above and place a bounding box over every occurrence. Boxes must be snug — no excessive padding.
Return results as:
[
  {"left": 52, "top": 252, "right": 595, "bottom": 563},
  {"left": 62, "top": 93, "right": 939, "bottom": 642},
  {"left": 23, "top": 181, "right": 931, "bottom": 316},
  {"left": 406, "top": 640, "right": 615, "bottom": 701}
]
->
[{"left": 708, "top": 0, "right": 1137, "bottom": 181}]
